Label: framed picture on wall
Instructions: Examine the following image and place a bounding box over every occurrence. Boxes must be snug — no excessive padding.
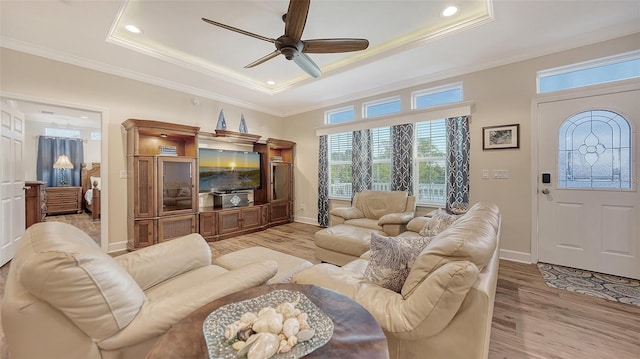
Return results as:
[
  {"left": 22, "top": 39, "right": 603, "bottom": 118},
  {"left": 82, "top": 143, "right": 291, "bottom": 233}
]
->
[{"left": 483, "top": 124, "right": 520, "bottom": 150}]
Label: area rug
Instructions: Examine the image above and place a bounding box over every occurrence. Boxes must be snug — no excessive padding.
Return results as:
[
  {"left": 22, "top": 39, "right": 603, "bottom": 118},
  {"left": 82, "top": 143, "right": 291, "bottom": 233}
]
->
[{"left": 537, "top": 263, "right": 640, "bottom": 307}]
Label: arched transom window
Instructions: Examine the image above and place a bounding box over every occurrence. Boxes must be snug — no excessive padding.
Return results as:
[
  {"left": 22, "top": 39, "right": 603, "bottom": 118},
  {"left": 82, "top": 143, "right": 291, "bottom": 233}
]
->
[{"left": 558, "top": 109, "right": 632, "bottom": 190}]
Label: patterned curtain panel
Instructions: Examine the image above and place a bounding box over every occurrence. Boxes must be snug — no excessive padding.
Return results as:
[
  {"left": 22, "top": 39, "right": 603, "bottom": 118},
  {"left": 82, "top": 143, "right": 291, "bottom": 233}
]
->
[
  {"left": 36, "top": 136, "right": 85, "bottom": 187},
  {"left": 446, "top": 116, "right": 470, "bottom": 211},
  {"left": 317, "top": 135, "right": 329, "bottom": 227},
  {"left": 352, "top": 129, "right": 372, "bottom": 196},
  {"left": 391, "top": 123, "right": 414, "bottom": 194}
]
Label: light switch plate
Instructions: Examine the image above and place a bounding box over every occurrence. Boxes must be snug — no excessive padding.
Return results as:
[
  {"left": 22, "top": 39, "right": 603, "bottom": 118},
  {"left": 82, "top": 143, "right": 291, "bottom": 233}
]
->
[{"left": 493, "top": 170, "right": 509, "bottom": 179}]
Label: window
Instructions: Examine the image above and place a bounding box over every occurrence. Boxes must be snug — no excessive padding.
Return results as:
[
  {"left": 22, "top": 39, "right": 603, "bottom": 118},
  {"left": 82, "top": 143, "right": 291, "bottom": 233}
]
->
[
  {"left": 538, "top": 51, "right": 640, "bottom": 93},
  {"left": 328, "top": 132, "right": 353, "bottom": 198},
  {"left": 45, "top": 127, "right": 81, "bottom": 138},
  {"left": 371, "top": 127, "right": 391, "bottom": 191},
  {"left": 326, "top": 106, "right": 355, "bottom": 124},
  {"left": 558, "top": 110, "right": 632, "bottom": 189},
  {"left": 323, "top": 83, "right": 465, "bottom": 203},
  {"left": 363, "top": 97, "right": 401, "bottom": 118},
  {"left": 415, "top": 120, "right": 447, "bottom": 204},
  {"left": 412, "top": 83, "right": 463, "bottom": 109}
]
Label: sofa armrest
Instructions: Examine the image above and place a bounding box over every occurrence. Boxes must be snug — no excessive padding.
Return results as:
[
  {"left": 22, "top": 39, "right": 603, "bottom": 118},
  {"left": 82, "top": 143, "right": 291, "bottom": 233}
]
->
[
  {"left": 355, "top": 260, "right": 479, "bottom": 340},
  {"left": 115, "top": 233, "right": 211, "bottom": 291},
  {"left": 378, "top": 212, "right": 415, "bottom": 226},
  {"left": 330, "top": 207, "right": 365, "bottom": 220}
]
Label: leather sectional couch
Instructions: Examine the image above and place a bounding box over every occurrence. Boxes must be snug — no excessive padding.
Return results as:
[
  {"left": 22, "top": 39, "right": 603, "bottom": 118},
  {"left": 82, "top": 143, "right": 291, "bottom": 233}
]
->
[
  {"left": 1, "top": 222, "right": 278, "bottom": 359},
  {"left": 294, "top": 202, "right": 501, "bottom": 359}
]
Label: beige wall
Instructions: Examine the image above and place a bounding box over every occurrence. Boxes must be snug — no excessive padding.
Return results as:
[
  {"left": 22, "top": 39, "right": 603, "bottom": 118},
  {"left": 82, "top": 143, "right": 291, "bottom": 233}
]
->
[
  {"left": 282, "top": 33, "right": 640, "bottom": 260},
  {"left": 1, "top": 32, "right": 638, "bottom": 257},
  {"left": 1, "top": 48, "right": 284, "bottom": 251}
]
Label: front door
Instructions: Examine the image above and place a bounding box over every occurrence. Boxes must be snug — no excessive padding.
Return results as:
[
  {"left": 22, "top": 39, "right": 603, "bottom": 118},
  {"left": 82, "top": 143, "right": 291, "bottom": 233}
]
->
[
  {"left": 1, "top": 104, "right": 26, "bottom": 266},
  {"left": 537, "top": 88, "right": 640, "bottom": 279}
]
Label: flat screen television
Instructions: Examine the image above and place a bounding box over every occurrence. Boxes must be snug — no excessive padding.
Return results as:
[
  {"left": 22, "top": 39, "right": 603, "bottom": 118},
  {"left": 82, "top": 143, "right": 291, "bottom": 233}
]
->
[{"left": 199, "top": 148, "right": 261, "bottom": 193}]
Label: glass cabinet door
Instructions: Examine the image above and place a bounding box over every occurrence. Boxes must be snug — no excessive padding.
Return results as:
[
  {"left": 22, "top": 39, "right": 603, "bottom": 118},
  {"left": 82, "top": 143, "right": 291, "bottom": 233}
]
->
[
  {"left": 272, "top": 163, "right": 290, "bottom": 201},
  {"left": 158, "top": 157, "right": 196, "bottom": 216}
]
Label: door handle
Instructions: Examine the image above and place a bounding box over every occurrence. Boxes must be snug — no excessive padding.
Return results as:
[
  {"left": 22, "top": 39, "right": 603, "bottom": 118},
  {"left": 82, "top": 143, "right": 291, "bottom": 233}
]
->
[{"left": 541, "top": 188, "right": 550, "bottom": 194}]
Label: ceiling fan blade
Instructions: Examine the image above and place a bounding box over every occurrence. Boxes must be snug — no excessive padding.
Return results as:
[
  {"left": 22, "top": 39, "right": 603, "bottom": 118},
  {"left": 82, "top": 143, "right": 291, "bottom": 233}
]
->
[
  {"left": 292, "top": 52, "right": 321, "bottom": 78},
  {"left": 202, "top": 17, "right": 275, "bottom": 44},
  {"left": 303, "top": 38, "right": 370, "bottom": 53},
  {"left": 245, "top": 50, "right": 281, "bottom": 68},
  {"left": 284, "top": 0, "right": 310, "bottom": 42}
]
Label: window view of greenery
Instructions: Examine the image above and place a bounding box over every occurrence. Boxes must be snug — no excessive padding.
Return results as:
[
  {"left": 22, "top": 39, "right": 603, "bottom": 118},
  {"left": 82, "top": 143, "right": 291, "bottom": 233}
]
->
[{"left": 415, "top": 120, "right": 447, "bottom": 204}]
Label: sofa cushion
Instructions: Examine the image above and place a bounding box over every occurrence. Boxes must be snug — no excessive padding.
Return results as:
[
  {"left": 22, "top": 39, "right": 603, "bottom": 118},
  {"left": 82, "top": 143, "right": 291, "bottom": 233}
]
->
[
  {"left": 329, "top": 206, "right": 364, "bottom": 220},
  {"left": 16, "top": 222, "right": 145, "bottom": 340},
  {"left": 344, "top": 218, "right": 383, "bottom": 231},
  {"left": 363, "top": 233, "right": 432, "bottom": 292},
  {"left": 315, "top": 224, "right": 385, "bottom": 257},
  {"left": 401, "top": 202, "right": 500, "bottom": 298},
  {"left": 115, "top": 233, "right": 212, "bottom": 290},
  {"left": 354, "top": 190, "right": 408, "bottom": 220},
  {"left": 418, "top": 209, "right": 462, "bottom": 236},
  {"left": 406, "top": 216, "right": 430, "bottom": 233}
]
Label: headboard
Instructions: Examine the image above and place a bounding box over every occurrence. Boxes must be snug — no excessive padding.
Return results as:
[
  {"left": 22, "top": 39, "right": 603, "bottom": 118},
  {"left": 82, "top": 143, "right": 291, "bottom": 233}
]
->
[{"left": 80, "top": 162, "right": 101, "bottom": 193}]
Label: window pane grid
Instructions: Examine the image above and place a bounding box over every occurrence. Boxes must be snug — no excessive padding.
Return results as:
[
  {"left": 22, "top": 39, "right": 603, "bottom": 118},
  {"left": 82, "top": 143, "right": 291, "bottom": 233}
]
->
[
  {"left": 415, "top": 120, "right": 447, "bottom": 205},
  {"left": 371, "top": 127, "right": 391, "bottom": 191},
  {"left": 328, "top": 132, "right": 353, "bottom": 198}
]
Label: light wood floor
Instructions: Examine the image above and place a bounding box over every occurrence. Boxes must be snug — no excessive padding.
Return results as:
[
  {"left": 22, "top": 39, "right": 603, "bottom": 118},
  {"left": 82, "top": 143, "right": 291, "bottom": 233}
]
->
[
  {"left": 2, "top": 222, "right": 639, "bottom": 358},
  {"left": 210, "top": 223, "right": 640, "bottom": 359}
]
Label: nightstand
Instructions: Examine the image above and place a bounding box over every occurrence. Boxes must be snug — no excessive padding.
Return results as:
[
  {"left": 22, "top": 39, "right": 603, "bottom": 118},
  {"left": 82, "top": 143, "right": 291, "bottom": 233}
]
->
[{"left": 46, "top": 186, "right": 82, "bottom": 215}]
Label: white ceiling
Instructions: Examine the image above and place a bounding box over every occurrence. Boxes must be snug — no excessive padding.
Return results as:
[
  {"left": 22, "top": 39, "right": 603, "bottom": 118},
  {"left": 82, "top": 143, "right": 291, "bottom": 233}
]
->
[{"left": 1, "top": 1, "right": 639, "bottom": 117}]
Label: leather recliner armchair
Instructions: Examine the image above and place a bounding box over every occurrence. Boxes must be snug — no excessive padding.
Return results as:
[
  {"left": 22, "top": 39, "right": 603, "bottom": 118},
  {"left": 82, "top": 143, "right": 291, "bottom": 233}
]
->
[{"left": 315, "top": 190, "right": 416, "bottom": 265}]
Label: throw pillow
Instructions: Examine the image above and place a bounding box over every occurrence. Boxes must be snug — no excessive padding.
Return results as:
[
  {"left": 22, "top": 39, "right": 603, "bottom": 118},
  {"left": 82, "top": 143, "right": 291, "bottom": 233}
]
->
[
  {"left": 419, "top": 208, "right": 462, "bottom": 237},
  {"left": 363, "top": 232, "right": 432, "bottom": 293}
]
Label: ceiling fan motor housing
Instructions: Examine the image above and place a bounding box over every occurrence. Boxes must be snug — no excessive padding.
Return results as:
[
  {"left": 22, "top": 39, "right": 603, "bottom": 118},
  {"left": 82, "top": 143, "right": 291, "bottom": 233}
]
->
[{"left": 276, "top": 36, "right": 304, "bottom": 60}]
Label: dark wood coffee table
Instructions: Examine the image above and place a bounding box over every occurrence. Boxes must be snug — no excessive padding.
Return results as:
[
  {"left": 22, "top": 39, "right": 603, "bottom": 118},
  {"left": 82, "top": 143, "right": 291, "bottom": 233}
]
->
[{"left": 145, "top": 283, "right": 389, "bottom": 359}]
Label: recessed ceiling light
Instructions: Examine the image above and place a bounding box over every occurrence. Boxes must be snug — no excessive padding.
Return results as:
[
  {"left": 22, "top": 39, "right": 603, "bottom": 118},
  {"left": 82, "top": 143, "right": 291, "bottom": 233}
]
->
[
  {"left": 267, "top": 80, "right": 275, "bottom": 85},
  {"left": 442, "top": 6, "right": 459, "bottom": 17},
  {"left": 125, "top": 25, "right": 142, "bottom": 34}
]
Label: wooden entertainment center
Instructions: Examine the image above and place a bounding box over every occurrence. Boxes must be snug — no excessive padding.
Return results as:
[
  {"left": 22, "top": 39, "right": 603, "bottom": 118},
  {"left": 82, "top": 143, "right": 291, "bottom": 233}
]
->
[{"left": 122, "top": 119, "right": 295, "bottom": 249}]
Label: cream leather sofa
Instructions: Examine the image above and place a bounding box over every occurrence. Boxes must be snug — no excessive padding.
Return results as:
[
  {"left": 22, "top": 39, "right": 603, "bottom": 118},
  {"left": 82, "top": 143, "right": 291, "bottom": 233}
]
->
[
  {"left": 315, "top": 190, "right": 416, "bottom": 265},
  {"left": 2, "top": 222, "right": 278, "bottom": 359},
  {"left": 294, "top": 202, "right": 501, "bottom": 359}
]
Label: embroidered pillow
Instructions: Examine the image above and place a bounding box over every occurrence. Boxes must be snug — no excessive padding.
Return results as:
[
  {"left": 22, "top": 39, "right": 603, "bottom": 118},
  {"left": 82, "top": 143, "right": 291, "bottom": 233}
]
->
[
  {"left": 363, "top": 233, "right": 432, "bottom": 292},
  {"left": 419, "top": 209, "right": 462, "bottom": 237}
]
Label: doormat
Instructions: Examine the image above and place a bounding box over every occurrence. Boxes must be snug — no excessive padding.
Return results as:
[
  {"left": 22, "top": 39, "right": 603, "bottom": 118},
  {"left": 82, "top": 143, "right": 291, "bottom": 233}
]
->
[{"left": 537, "top": 263, "right": 640, "bottom": 307}]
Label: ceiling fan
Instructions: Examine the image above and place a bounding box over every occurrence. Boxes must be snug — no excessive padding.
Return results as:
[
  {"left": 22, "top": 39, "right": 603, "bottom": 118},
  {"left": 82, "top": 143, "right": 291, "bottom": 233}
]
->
[{"left": 202, "top": 0, "right": 369, "bottom": 78}]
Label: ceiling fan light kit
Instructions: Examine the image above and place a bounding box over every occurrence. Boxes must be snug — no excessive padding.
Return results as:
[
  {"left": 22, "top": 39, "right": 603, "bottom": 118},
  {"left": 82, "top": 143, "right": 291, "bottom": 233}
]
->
[{"left": 202, "top": 0, "right": 369, "bottom": 78}]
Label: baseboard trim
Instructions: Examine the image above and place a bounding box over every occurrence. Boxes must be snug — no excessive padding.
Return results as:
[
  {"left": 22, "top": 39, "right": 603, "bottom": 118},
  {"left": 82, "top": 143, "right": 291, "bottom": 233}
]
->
[
  {"left": 499, "top": 249, "right": 532, "bottom": 264},
  {"left": 294, "top": 216, "right": 319, "bottom": 226},
  {"left": 108, "top": 240, "right": 127, "bottom": 254}
]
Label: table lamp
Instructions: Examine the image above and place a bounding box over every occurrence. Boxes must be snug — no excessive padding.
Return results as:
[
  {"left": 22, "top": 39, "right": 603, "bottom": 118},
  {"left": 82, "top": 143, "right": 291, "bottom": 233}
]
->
[{"left": 53, "top": 154, "right": 74, "bottom": 186}]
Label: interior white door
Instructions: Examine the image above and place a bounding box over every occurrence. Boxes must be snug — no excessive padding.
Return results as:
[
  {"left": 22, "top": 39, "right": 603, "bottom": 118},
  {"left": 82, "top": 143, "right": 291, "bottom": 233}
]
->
[
  {"left": 0, "top": 105, "right": 26, "bottom": 266},
  {"left": 537, "top": 89, "right": 640, "bottom": 279}
]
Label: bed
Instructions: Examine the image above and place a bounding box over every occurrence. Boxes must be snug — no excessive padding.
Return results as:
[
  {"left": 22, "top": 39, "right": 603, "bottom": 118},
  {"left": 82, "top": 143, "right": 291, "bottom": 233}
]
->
[{"left": 81, "top": 162, "right": 101, "bottom": 221}]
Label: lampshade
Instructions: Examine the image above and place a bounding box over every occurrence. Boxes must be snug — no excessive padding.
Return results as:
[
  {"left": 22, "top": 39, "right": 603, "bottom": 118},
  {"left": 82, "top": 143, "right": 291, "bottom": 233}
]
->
[{"left": 53, "top": 155, "right": 74, "bottom": 169}]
